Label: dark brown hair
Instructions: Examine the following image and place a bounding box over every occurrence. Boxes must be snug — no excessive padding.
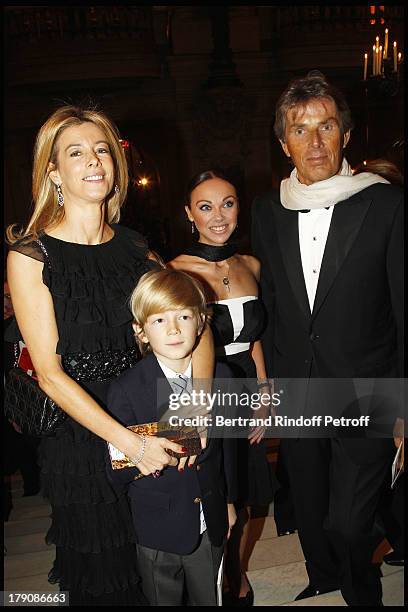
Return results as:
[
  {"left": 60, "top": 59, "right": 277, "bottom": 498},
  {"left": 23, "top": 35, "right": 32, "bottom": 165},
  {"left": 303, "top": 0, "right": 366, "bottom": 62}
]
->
[
  {"left": 274, "top": 71, "right": 354, "bottom": 142},
  {"left": 185, "top": 169, "right": 235, "bottom": 207},
  {"left": 354, "top": 158, "right": 403, "bottom": 186}
]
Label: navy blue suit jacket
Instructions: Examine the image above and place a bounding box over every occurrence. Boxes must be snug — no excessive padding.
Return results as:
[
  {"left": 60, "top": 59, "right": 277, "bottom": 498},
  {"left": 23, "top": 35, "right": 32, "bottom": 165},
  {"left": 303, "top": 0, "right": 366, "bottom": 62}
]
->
[{"left": 107, "top": 353, "right": 237, "bottom": 555}]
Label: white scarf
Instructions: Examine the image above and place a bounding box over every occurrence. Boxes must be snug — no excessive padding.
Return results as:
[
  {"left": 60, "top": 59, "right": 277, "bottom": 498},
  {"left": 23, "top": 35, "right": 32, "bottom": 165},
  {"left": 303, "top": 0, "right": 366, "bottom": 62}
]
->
[{"left": 280, "top": 158, "right": 389, "bottom": 211}]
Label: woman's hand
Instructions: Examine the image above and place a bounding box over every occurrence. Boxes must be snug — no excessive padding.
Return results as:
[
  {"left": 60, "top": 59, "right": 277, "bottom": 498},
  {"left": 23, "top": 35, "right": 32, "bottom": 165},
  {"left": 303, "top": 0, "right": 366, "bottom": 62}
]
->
[
  {"left": 248, "top": 405, "right": 268, "bottom": 444},
  {"left": 393, "top": 417, "right": 404, "bottom": 471},
  {"left": 124, "top": 432, "right": 183, "bottom": 476},
  {"left": 248, "top": 381, "right": 274, "bottom": 444},
  {"left": 10, "top": 421, "right": 22, "bottom": 435},
  {"left": 227, "top": 503, "right": 237, "bottom": 539}
]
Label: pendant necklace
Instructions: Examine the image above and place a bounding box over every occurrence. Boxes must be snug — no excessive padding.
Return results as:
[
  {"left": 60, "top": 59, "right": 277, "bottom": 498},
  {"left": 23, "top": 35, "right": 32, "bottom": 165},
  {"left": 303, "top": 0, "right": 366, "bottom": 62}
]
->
[
  {"left": 216, "top": 260, "right": 231, "bottom": 292},
  {"left": 183, "top": 242, "right": 237, "bottom": 293}
]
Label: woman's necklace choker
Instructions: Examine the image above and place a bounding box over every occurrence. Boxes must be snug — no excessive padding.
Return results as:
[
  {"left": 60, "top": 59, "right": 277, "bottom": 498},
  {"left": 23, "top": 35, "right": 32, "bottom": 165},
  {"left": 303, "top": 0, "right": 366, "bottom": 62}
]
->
[{"left": 184, "top": 241, "right": 237, "bottom": 262}]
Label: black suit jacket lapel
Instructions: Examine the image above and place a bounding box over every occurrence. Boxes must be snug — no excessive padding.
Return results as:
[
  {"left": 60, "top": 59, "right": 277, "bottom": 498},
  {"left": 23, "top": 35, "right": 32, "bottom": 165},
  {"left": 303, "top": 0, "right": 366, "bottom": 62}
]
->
[
  {"left": 274, "top": 205, "right": 311, "bottom": 320},
  {"left": 312, "top": 191, "right": 372, "bottom": 319}
]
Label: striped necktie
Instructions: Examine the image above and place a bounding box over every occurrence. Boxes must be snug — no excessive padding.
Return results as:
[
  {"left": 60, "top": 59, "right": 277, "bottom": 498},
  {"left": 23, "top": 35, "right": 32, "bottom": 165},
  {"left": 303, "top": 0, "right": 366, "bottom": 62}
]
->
[{"left": 171, "top": 374, "right": 190, "bottom": 396}]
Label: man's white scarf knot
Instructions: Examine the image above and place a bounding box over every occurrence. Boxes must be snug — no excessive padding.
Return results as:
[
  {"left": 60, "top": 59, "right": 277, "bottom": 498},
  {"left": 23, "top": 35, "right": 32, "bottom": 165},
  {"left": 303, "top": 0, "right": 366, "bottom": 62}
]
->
[{"left": 280, "top": 158, "right": 389, "bottom": 211}]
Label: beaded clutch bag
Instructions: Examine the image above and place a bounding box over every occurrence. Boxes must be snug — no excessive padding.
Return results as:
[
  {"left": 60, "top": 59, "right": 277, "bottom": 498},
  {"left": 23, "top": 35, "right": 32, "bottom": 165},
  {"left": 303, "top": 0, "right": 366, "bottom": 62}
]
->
[{"left": 107, "top": 422, "right": 202, "bottom": 470}]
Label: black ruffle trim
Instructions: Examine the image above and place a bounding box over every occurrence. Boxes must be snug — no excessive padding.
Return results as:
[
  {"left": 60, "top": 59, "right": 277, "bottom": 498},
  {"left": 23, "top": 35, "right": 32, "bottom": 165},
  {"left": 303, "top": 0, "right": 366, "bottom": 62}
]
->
[
  {"left": 45, "top": 494, "right": 137, "bottom": 553},
  {"left": 10, "top": 225, "right": 157, "bottom": 354},
  {"left": 39, "top": 418, "right": 145, "bottom": 599},
  {"left": 48, "top": 543, "right": 146, "bottom": 600}
]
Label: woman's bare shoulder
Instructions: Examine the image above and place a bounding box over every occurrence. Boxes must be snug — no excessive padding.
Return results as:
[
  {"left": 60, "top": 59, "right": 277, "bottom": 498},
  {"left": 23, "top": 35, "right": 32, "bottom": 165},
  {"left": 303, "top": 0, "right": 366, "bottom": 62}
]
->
[
  {"left": 168, "top": 254, "right": 205, "bottom": 270},
  {"left": 236, "top": 254, "right": 261, "bottom": 279},
  {"left": 168, "top": 255, "right": 185, "bottom": 268}
]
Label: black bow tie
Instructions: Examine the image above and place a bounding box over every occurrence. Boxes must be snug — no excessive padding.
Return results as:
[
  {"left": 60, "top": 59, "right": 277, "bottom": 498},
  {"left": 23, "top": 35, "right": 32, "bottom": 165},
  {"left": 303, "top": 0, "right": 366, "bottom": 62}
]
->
[{"left": 299, "top": 207, "right": 330, "bottom": 213}]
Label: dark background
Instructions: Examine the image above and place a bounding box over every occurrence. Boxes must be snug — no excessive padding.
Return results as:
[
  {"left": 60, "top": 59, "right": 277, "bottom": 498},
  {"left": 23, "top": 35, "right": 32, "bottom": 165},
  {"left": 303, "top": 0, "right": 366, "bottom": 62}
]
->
[{"left": 4, "top": 5, "right": 404, "bottom": 259}]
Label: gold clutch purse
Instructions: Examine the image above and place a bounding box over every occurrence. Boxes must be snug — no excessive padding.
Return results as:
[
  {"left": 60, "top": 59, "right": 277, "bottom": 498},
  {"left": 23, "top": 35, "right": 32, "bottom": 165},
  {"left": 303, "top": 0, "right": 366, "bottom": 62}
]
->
[{"left": 108, "top": 421, "right": 202, "bottom": 470}]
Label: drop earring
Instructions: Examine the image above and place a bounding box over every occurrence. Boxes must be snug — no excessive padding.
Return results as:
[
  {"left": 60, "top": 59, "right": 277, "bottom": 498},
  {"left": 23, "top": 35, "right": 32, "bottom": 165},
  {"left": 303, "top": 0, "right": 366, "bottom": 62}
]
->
[
  {"left": 114, "top": 184, "right": 120, "bottom": 194},
  {"left": 191, "top": 221, "right": 195, "bottom": 234},
  {"left": 57, "top": 184, "right": 64, "bottom": 207}
]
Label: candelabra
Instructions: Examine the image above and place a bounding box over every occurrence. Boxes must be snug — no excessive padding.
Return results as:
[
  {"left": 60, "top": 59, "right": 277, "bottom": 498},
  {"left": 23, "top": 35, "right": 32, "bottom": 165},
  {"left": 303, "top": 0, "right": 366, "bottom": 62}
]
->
[{"left": 362, "top": 28, "right": 403, "bottom": 97}]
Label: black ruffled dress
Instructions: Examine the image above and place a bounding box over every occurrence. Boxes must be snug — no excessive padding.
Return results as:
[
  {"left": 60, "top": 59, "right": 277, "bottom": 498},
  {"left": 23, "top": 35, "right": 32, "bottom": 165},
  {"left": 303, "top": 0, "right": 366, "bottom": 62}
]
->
[{"left": 8, "top": 224, "right": 156, "bottom": 606}]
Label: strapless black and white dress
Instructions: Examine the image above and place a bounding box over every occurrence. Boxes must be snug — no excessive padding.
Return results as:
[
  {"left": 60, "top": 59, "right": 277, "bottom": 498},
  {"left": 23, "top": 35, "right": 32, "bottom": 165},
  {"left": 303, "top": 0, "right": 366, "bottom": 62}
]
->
[{"left": 209, "top": 295, "right": 276, "bottom": 506}]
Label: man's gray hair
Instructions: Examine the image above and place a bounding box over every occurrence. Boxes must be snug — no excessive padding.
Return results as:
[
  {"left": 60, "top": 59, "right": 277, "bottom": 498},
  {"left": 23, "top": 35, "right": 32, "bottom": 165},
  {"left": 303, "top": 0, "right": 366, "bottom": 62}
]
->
[{"left": 274, "top": 70, "right": 354, "bottom": 141}]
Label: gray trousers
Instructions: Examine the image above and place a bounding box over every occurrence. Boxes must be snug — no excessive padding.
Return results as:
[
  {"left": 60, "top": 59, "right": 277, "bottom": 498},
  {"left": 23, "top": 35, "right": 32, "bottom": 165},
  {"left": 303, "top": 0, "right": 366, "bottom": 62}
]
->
[{"left": 136, "top": 531, "right": 224, "bottom": 606}]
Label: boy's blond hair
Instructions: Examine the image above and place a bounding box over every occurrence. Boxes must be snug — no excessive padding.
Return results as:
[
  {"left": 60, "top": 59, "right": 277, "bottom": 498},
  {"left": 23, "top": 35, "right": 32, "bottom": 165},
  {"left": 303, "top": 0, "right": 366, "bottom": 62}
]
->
[{"left": 130, "top": 269, "right": 208, "bottom": 353}]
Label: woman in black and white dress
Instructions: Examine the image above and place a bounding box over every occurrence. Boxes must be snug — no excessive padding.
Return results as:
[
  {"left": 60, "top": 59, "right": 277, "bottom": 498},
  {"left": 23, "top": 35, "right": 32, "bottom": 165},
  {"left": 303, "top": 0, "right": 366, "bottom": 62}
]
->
[{"left": 170, "top": 169, "right": 277, "bottom": 606}]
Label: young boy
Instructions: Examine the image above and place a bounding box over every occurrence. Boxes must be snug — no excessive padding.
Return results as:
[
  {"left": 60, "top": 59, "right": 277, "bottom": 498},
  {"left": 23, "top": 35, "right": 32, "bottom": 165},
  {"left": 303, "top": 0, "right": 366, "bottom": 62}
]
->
[{"left": 107, "top": 269, "right": 237, "bottom": 606}]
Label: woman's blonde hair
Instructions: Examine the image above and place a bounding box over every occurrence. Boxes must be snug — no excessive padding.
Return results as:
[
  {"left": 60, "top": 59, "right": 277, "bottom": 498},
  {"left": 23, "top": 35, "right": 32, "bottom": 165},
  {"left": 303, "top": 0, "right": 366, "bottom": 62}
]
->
[
  {"left": 130, "top": 269, "right": 208, "bottom": 353},
  {"left": 6, "top": 105, "right": 128, "bottom": 244}
]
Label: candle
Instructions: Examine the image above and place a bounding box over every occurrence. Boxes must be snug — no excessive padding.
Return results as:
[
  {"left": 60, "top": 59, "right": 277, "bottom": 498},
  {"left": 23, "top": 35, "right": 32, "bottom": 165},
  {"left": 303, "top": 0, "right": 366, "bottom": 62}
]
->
[
  {"left": 363, "top": 53, "right": 368, "bottom": 80},
  {"left": 379, "top": 46, "right": 383, "bottom": 73},
  {"left": 398, "top": 52, "right": 402, "bottom": 64},
  {"left": 393, "top": 41, "right": 397, "bottom": 71},
  {"left": 373, "top": 45, "right": 376, "bottom": 75},
  {"left": 375, "top": 47, "right": 379, "bottom": 75},
  {"left": 384, "top": 28, "right": 389, "bottom": 58},
  {"left": 376, "top": 36, "right": 380, "bottom": 50}
]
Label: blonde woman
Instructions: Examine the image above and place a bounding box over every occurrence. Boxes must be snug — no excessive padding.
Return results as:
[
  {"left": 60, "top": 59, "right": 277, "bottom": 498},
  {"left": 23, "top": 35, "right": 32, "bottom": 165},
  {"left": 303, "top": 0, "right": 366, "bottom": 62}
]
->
[{"left": 6, "top": 106, "right": 214, "bottom": 605}]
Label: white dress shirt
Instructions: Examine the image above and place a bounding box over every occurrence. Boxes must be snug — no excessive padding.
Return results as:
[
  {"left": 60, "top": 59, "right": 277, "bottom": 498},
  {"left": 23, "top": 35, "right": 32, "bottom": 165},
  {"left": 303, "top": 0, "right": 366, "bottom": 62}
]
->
[
  {"left": 157, "top": 359, "right": 192, "bottom": 394},
  {"left": 156, "top": 357, "right": 206, "bottom": 535},
  {"left": 298, "top": 206, "right": 334, "bottom": 310}
]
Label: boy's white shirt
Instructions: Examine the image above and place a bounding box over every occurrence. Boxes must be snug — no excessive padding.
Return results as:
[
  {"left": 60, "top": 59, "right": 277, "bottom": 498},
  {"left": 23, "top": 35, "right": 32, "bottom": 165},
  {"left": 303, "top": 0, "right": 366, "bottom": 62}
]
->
[
  {"left": 156, "top": 355, "right": 207, "bottom": 535},
  {"left": 156, "top": 357, "right": 192, "bottom": 382}
]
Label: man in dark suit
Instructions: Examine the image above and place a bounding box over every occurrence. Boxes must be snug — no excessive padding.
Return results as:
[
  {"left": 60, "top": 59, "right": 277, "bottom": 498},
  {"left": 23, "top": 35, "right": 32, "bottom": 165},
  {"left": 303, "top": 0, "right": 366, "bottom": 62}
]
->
[
  {"left": 106, "top": 268, "right": 237, "bottom": 606},
  {"left": 252, "top": 71, "right": 404, "bottom": 606}
]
